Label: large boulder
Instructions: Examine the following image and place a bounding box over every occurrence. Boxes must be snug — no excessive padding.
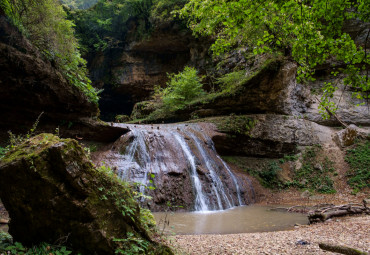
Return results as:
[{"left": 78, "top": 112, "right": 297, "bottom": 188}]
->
[
  {"left": 0, "top": 134, "right": 172, "bottom": 255},
  {"left": 333, "top": 124, "right": 370, "bottom": 148}
]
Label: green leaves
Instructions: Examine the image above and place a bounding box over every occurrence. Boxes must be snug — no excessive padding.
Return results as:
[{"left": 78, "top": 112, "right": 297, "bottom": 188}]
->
[
  {"left": 0, "top": 234, "right": 73, "bottom": 255},
  {"left": 3, "top": 0, "right": 99, "bottom": 104},
  {"left": 180, "top": 0, "right": 370, "bottom": 117},
  {"left": 162, "top": 66, "right": 205, "bottom": 111},
  {"left": 345, "top": 140, "right": 370, "bottom": 193}
]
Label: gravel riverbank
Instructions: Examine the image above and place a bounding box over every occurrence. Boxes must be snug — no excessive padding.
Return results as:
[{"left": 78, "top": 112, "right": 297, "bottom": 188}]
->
[{"left": 171, "top": 216, "right": 370, "bottom": 255}]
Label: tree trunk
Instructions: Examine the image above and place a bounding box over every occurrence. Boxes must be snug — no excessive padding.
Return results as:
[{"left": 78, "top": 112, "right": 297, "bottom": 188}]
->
[{"left": 319, "top": 243, "right": 368, "bottom": 255}]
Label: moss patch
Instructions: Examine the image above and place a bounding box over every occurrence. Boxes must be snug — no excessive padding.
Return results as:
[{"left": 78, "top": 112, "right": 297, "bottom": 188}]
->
[
  {"left": 345, "top": 140, "right": 370, "bottom": 193},
  {"left": 223, "top": 145, "right": 337, "bottom": 193},
  {"left": 0, "top": 134, "right": 172, "bottom": 255},
  {"left": 213, "top": 114, "right": 257, "bottom": 136}
]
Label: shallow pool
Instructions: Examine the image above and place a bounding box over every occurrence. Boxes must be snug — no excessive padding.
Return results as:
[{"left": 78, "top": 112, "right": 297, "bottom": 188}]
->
[{"left": 153, "top": 205, "right": 308, "bottom": 235}]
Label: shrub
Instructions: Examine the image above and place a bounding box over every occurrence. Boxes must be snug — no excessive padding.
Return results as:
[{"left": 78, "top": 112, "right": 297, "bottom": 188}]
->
[
  {"left": 150, "top": 0, "right": 188, "bottom": 24},
  {"left": 0, "top": 231, "right": 73, "bottom": 255},
  {"left": 257, "top": 162, "right": 285, "bottom": 189},
  {"left": 162, "top": 66, "right": 205, "bottom": 110}
]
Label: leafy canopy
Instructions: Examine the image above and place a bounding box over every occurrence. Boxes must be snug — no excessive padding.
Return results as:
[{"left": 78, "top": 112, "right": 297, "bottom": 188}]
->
[
  {"left": 70, "top": 0, "right": 187, "bottom": 52},
  {"left": 180, "top": 0, "right": 370, "bottom": 118},
  {"left": 1, "top": 0, "right": 99, "bottom": 103},
  {"left": 60, "top": 0, "right": 99, "bottom": 9}
]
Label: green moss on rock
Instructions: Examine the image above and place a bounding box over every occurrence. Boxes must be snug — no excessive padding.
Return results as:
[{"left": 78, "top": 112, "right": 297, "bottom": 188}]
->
[{"left": 0, "top": 134, "right": 172, "bottom": 255}]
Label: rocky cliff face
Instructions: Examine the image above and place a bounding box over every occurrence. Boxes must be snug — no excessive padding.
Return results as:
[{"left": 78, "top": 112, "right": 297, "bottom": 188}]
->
[
  {"left": 0, "top": 14, "right": 99, "bottom": 133},
  {"left": 87, "top": 23, "right": 210, "bottom": 120},
  {"left": 203, "top": 115, "right": 334, "bottom": 158},
  {"left": 135, "top": 56, "right": 369, "bottom": 127}
]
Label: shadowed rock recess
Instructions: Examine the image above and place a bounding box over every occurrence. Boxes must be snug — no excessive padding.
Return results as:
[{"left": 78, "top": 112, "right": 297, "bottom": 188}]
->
[{"left": 0, "top": 134, "right": 172, "bottom": 255}]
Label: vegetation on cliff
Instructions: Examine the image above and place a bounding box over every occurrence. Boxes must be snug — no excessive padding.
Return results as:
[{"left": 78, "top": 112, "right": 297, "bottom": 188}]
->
[
  {"left": 224, "top": 145, "right": 337, "bottom": 194},
  {"left": 61, "top": 0, "right": 98, "bottom": 9},
  {"left": 157, "top": 66, "right": 205, "bottom": 111},
  {"left": 180, "top": 0, "right": 370, "bottom": 118},
  {"left": 69, "top": 0, "right": 187, "bottom": 52},
  {"left": 345, "top": 140, "right": 370, "bottom": 193},
  {"left": 0, "top": 0, "right": 99, "bottom": 103}
]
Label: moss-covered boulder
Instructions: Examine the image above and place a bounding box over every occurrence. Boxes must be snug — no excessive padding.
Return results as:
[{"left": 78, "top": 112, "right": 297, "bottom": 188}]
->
[{"left": 0, "top": 134, "right": 172, "bottom": 255}]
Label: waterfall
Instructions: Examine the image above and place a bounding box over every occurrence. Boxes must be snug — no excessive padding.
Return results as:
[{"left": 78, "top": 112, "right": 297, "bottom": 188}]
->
[
  {"left": 219, "top": 157, "right": 243, "bottom": 206},
  {"left": 188, "top": 132, "right": 233, "bottom": 210},
  {"left": 102, "top": 123, "right": 249, "bottom": 212},
  {"left": 173, "top": 134, "right": 209, "bottom": 211}
]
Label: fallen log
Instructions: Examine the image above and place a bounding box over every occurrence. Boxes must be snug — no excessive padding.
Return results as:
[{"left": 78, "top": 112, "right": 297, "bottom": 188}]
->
[
  {"left": 319, "top": 243, "right": 368, "bottom": 255},
  {"left": 308, "top": 200, "right": 370, "bottom": 224}
]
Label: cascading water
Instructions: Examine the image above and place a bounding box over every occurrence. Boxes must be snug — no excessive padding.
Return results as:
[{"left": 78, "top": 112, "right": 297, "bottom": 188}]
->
[
  {"left": 188, "top": 132, "right": 232, "bottom": 210},
  {"left": 100, "top": 123, "right": 252, "bottom": 212},
  {"left": 173, "top": 134, "right": 209, "bottom": 211}
]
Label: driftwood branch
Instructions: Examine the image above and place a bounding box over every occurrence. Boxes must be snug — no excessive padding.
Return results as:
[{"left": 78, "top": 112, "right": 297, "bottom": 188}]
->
[
  {"left": 319, "top": 243, "right": 368, "bottom": 255},
  {"left": 308, "top": 199, "right": 370, "bottom": 224}
]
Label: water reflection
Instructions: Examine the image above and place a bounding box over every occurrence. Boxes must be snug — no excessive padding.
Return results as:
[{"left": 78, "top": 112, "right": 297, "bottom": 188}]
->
[{"left": 154, "top": 205, "right": 308, "bottom": 235}]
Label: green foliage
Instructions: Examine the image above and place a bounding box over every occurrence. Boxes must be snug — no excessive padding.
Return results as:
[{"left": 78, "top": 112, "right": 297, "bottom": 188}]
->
[
  {"left": 0, "top": 146, "right": 7, "bottom": 159},
  {"left": 0, "top": 232, "right": 73, "bottom": 255},
  {"left": 345, "top": 140, "right": 370, "bottom": 193},
  {"left": 150, "top": 0, "right": 187, "bottom": 24},
  {"left": 223, "top": 146, "right": 336, "bottom": 193},
  {"left": 114, "top": 232, "right": 150, "bottom": 255},
  {"left": 96, "top": 163, "right": 157, "bottom": 235},
  {"left": 180, "top": 0, "right": 370, "bottom": 118},
  {"left": 257, "top": 162, "right": 285, "bottom": 189},
  {"left": 279, "top": 154, "right": 299, "bottom": 164},
  {"left": 0, "top": 0, "right": 99, "bottom": 103},
  {"left": 115, "top": 115, "right": 131, "bottom": 123},
  {"left": 288, "top": 145, "right": 336, "bottom": 194},
  {"left": 1, "top": 112, "right": 44, "bottom": 159},
  {"left": 161, "top": 66, "right": 205, "bottom": 111},
  {"left": 216, "top": 70, "right": 248, "bottom": 93},
  {"left": 70, "top": 0, "right": 154, "bottom": 52},
  {"left": 69, "top": 0, "right": 188, "bottom": 52},
  {"left": 139, "top": 208, "right": 157, "bottom": 233},
  {"left": 60, "top": 0, "right": 98, "bottom": 9}
]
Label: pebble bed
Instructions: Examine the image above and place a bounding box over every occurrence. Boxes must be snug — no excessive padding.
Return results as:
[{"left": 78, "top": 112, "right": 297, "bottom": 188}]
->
[{"left": 171, "top": 216, "right": 370, "bottom": 255}]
